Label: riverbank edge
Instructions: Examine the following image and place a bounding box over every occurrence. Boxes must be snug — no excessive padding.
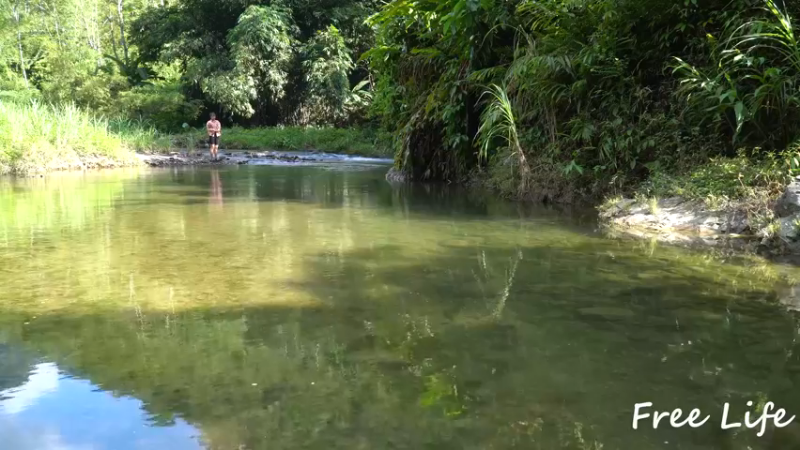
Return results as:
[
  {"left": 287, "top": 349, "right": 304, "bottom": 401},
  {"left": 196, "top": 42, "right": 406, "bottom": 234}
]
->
[
  {"left": 383, "top": 162, "right": 800, "bottom": 255},
  {"left": 1, "top": 148, "right": 394, "bottom": 176},
  {"left": 141, "top": 150, "right": 395, "bottom": 167},
  {"left": 0, "top": 152, "right": 246, "bottom": 175},
  {"left": 595, "top": 181, "right": 800, "bottom": 255}
]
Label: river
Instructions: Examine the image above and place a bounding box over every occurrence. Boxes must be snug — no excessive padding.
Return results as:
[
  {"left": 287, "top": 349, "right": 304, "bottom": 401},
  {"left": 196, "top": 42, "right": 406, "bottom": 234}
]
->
[{"left": 1, "top": 160, "right": 800, "bottom": 449}]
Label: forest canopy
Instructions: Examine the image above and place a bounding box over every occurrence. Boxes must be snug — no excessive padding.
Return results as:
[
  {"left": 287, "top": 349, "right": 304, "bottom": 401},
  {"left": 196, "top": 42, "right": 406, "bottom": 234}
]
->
[{"left": 0, "top": 0, "right": 379, "bottom": 128}]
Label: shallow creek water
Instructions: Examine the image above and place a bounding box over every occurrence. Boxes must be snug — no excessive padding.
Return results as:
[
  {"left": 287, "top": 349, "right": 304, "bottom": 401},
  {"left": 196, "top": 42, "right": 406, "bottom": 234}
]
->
[{"left": 2, "top": 162, "right": 800, "bottom": 449}]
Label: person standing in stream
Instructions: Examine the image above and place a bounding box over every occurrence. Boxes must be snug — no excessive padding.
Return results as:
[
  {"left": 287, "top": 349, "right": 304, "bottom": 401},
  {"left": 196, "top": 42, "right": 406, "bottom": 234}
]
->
[{"left": 206, "top": 112, "right": 222, "bottom": 161}]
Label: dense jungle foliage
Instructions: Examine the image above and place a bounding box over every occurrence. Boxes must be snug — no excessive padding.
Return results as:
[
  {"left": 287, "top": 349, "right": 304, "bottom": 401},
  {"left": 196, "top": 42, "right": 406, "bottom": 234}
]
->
[
  {"left": 0, "top": 0, "right": 379, "bottom": 128},
  {"left": 3, "top": 0, "right": 800, "bottom": 199},
  {"left": 365, "top": 0, "right": 800, "bottom": 201}
]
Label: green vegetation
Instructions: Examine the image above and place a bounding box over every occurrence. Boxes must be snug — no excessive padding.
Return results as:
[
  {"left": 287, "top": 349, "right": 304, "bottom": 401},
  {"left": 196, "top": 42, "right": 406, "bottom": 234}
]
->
[
  {"left": 0, "top": 101, "right": 144, "bottom": 174},
  {"left": 0, "top": 0, "right": 378, "bottom": 129},
  {"left": 4, "top": 0, "right": 800, "bottom": 199},
  {"left": 159, "top": 126, "right": 393, "bottom": 157},
  {"left": 0, "top": 0, "right": 389, "bottom": 171},
  {"left": 366, "top": 0, "right": 800, "bottom": 201},
  {"left": 0, "top": 100, "right": 390, "bottom": 175},
  {"left": 637, "top": 154, "right": 790, "bottom": 201}
]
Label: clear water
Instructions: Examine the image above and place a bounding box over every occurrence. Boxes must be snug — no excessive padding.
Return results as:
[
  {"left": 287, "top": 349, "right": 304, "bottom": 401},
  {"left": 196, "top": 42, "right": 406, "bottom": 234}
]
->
[{"left": 2, "top": 164, "right": 800, "bottom": 449}]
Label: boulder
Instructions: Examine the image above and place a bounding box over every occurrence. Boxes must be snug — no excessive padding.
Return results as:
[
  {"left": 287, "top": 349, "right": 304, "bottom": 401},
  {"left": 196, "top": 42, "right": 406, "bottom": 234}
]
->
[
  {"left": 385, "top": 167, "right": 407, "bottom": 183},
  {"left": 776, "top": 180, "right": 800, "bottom": 217},
  {"left": 725, "top": 210, "right": 749, "bottom": 234},
  {"left": 778, "top": 215, "right": 800, "bottom": 241}
]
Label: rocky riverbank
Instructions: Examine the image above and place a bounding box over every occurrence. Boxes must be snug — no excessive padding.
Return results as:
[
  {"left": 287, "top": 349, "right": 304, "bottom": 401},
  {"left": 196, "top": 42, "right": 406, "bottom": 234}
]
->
[
  {"left": 138, "top": 150, "right": 345, "bottom": 167},
  {"left": 598, "top": 179, "right": 800, "bottom": 253}
]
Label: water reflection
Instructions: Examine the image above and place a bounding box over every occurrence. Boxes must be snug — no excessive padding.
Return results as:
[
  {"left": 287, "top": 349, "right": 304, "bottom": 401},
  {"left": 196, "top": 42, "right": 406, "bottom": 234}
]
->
[
  {"left": 0, "top": 360, "right": 202, "bottom": 450},
  {"left": 1, "top": 165, "right": 800, "bottom": 449},
  {"left": 209, "top": 170, "right": 223, "bottom": 207}
]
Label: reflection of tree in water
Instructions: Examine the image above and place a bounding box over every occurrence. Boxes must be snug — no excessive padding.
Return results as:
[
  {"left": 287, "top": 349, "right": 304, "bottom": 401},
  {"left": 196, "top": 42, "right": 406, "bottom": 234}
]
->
[
  {"left": 0, "top": 341, "right": 36, "bottom": 393},
  {"left": 2, "top": 240, "right": 800, "bottom": 449}
]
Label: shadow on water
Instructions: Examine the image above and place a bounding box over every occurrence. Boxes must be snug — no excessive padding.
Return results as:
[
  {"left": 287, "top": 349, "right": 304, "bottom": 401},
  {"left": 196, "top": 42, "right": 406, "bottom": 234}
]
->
[
  {"left": 147, "top": 165, "right": 598, "bottom": 225},
  {"left": 0, "top": 239, "right": 799, "bottom": 449}
]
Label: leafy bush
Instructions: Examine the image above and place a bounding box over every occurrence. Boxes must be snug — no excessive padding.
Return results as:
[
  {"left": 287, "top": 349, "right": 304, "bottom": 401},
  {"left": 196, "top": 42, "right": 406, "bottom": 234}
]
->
[
  {"left": 638, "top": 153, "right": 789, "bottom": 200},
  {"left": 672, "top": 0, "right": 800, "bottom": 149},
  {"left": 115, "top": 83, "right": 203, "bottom": 131},
  {"left": 37, "top": 54, "right": 130, "bottom": 113},
  {"left": 366, "top": 0, "right": 800, "bottom": 200},
  {"left": 298, "top": 26, "right": 371, "bottom": 126}
]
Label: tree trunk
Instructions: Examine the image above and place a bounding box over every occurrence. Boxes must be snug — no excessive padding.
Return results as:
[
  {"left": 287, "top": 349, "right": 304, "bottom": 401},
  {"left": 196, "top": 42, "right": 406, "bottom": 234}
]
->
[
  {"left": 84, "top": 3, "right": 104, "bottom": 69},
  {"left": 12, "top": 2, "right": 27, "bottom": 86},
  {"left": 16, "top": 30, "right": 27, "bottom": 85},
  {"left": 52, "top": 3, "right": 63, "bottom": 49},
  {"left": 117, "top": 0, "right": 129, "bottom": 65},
  {"left": 109, "top": 17, "right": 119, "bottom": 60}
]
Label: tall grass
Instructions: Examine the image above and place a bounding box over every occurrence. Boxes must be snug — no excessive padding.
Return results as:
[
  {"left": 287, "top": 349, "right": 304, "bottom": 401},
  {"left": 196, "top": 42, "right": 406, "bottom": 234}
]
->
[{"left": 0, "top": 101, "right": 149, "bottom": 175}]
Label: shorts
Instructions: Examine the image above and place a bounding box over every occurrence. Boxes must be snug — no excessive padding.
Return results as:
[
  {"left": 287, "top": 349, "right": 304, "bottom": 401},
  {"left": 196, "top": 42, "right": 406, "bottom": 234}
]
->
[{"left": 208, "top": 134, "right": 219, "bottom": 145}]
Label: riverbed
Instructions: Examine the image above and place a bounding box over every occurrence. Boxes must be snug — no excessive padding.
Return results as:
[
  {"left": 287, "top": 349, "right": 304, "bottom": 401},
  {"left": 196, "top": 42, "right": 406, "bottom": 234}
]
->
[{"left": 2, "top": 160, "right": 800, "bottom": 449}]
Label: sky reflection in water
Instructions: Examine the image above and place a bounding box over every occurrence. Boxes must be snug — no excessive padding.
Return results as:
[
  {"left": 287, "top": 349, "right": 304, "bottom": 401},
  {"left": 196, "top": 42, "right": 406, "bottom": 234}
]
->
[{"left": 0, "top": 362, "right": 202, "bottom": 450}]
